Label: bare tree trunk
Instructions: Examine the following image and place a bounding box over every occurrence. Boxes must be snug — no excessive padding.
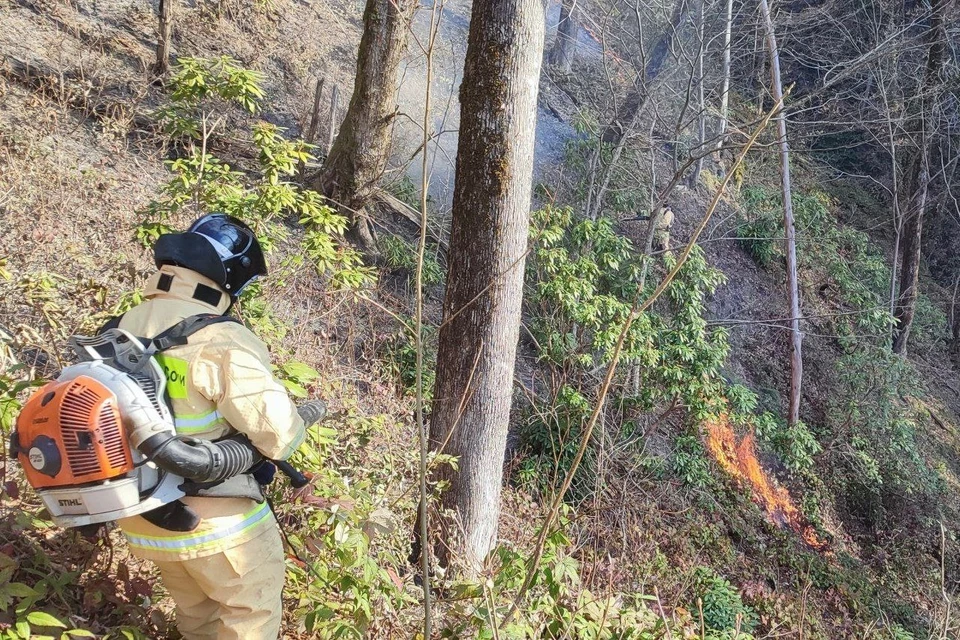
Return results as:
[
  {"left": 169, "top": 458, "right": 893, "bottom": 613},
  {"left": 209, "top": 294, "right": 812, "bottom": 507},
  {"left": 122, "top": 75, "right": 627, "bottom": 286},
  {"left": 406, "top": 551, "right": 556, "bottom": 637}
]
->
[
  {"left": 299, "top": 77, "right": 325, "bottom": 179},
  {"left": 601, "top": 0, "right": 690, "bottom": 144},
  {"left": 155, "top": 0, "right": 173, "bottom": 77},
  {"left": 589, "top": 102, "right": 643, "bottom": 219},
  {"left": 327, "top": 83, "right": 340, "bottom": 156},
  {"left": 304, "top": 77, "right": 325, "bottom": 145},
  {"left": 758, "top": 0, "right": 802, "bottom": 428},
  {"left": 688, "top": 0, "right": 706, "bottom": 186},
  {"left": 951, "top": 273, "right": 960, "bottom": 366},
  {"left": 549, "top": 0, "right": 577, "bottom": 72},
  {"left": 714, "top": 0, "right": 733, "bottom": 158},
  {"left": 313, "top": 0, "right": 415, "bottom": 253},
  {"left": 883, "top": 86, "right": 903, "bottom": 341},
  {"left": 893, "top": 0, "right": 951, "bottom": 354},
  {"left": 894, "top": 155, "right": 931, "bottom": 354},
  {"left": 428, "top": 0, "right": 545, "bottom": 574}
]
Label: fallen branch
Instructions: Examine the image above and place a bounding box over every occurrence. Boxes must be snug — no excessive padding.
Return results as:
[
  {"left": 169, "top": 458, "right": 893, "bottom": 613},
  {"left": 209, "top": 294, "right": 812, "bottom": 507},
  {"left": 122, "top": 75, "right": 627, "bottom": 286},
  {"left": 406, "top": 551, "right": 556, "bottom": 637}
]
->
[{"left": 374, "top": 189, "right": 450, "bottom": 255}]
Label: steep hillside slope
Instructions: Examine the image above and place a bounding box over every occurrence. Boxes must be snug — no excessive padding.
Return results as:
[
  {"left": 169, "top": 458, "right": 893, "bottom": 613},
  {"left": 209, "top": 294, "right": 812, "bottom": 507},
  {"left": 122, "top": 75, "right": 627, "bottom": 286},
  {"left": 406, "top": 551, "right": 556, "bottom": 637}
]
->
[{"left": 1, "top": 1, "right": 959, "bottom": 638}]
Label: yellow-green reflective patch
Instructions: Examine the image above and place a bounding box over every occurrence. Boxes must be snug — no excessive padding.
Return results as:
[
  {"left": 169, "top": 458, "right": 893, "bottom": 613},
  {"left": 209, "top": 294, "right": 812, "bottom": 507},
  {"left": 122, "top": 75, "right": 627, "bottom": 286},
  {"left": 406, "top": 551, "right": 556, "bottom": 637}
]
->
[{"left": 155, "top": 354, "right": 188, "bottom": 399}]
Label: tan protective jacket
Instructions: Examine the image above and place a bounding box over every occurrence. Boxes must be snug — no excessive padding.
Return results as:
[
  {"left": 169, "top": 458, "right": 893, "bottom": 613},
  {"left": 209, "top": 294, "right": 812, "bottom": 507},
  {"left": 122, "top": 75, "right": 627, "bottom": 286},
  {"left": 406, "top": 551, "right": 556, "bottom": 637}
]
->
[
  {"left": 116, "top": 265, "right": 305, "bottom": 562},
  {"left": 653, "top": 207, "right": 674, "bottom": 249}
]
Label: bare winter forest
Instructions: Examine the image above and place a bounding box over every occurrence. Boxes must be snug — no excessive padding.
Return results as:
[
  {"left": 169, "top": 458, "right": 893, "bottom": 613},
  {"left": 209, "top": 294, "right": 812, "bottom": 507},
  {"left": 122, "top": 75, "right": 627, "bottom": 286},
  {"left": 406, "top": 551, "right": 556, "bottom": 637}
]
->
[{"left": 2, "top": 0, "right": 960, "bottom": 637}]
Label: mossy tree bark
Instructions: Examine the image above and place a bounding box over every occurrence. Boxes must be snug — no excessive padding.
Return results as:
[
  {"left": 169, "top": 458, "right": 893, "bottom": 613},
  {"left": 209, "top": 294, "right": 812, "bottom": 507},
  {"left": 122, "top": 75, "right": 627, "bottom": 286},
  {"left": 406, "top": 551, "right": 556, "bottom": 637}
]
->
[
  {"left": 314, "top": 0, "right": 415, "bottom": 254},
  {"left": 427, "top": 0, "right": 546, "bottom": 574}
]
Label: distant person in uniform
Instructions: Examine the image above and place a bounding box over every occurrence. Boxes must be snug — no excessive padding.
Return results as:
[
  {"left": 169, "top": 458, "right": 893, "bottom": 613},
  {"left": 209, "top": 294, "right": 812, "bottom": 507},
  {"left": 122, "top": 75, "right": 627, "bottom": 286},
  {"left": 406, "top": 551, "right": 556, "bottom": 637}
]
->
[{"left": 623, "top": 205, "right": 674, "bottom": 252}]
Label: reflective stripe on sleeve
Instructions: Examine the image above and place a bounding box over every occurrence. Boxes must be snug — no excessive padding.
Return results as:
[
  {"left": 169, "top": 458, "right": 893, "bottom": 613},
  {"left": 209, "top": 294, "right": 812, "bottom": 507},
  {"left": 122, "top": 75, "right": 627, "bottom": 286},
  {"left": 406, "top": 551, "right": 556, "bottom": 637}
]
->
[
  {"left": 174, "top": 409, "right": 225, "bottom": 433},
  {"left": 124, "top": 501, "right": 271, "bottom": 553}
]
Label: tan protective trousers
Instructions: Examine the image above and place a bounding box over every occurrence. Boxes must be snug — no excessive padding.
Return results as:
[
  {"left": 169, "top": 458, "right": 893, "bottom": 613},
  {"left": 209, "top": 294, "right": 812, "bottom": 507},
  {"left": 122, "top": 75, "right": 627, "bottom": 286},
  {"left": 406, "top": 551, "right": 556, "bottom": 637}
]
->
[{"left": 154, "top": 525, "right": 286, "bottom": 640}]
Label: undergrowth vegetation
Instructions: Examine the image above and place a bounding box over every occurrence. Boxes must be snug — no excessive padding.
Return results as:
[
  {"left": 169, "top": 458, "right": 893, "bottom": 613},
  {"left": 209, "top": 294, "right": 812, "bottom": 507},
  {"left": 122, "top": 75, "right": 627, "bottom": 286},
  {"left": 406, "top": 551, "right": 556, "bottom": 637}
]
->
[
  {"left": 1, "top": 37, "right": 958, "bottom": 639},
  {"left": 735, "top": 174, "right": 946, "bottom": 541}
]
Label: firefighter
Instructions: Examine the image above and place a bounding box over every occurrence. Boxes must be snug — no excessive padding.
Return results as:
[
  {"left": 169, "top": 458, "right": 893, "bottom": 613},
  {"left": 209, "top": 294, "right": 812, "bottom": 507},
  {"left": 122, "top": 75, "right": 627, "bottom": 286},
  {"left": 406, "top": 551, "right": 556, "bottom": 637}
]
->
[
  {"left": 114, "top": 213, "right": 306, "bottom": 640},
  {"left": 652, "top": 205, "right": 674, "bottom": 252},
  {"left": 623, "top": 205, "right": 674, "bottom": 252}
]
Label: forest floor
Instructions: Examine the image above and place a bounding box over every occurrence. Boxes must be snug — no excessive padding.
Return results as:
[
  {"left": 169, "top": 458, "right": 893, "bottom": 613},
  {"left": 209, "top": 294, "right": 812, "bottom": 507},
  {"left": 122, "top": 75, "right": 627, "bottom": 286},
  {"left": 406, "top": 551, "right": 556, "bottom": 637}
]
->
[{"left": 2, "top": 0, "right": 960, "bottom": 638}]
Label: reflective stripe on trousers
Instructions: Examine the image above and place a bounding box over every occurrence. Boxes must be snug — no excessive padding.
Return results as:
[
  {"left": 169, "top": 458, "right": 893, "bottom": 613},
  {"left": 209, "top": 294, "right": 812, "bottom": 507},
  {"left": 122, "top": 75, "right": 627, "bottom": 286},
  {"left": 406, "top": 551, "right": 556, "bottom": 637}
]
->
[{"left": 124, "top": 501, "right": 271, "bottom": 554}]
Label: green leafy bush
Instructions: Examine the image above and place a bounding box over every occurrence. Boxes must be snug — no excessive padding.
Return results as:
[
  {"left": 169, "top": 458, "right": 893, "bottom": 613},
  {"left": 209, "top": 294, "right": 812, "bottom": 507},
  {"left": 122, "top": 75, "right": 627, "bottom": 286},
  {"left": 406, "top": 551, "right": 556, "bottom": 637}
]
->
[
  {"left": 378, "top": 234, "right": 444, "bottom": 286},
  {"left": 827, "top": 346, "right": 939, "bottom": 525},
  {"left": 444, "top": 516, "right": 716, "bottom": 639},
  {"left": 521, "top": 206, "right": 730, "bottom": 496},
  {"left": 911, "top": 294, "right": 948, "bottom": 352},
  {"left": 517, "top": 385, "right": 594, "bottom": 498},
  {"left": 692, "top": 567, "right": 757, "bottom": 633},
  {"left": 736, "top": 186, "right": 780, "bottom": 267},
  {"left": 140, "top": 56, "right": 371, "bottom": 289},
  {"left": 382, "top": 321, "right": 436, "bottom": 404},
  {"left": 672, "top": 434, "right": 714, "bottom": 489},
  {"left": 753, "top": 412, "right": 821, "bottom": 473}
]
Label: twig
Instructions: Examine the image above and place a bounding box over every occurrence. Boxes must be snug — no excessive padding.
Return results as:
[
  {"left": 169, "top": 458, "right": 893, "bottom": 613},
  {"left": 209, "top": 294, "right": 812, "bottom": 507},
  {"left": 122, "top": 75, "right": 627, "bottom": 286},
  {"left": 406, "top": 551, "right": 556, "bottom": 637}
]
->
[
  {"left": 655, "top": 586, "right": 675, "bottom": 640},
  {"left": 698, "top": 597, "right": 705, "bottom": 639},
  {"left": 414, "top": 2, "right": 442, "bottom": 636},
  {"left": 940, "top": 521, "right": 952, "bottom": 640}
]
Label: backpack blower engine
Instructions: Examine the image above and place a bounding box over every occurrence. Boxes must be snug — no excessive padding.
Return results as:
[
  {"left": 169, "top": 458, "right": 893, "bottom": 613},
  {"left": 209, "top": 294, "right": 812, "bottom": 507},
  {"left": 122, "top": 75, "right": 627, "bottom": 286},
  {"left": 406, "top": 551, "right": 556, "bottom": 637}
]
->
[{"left": 9, "top": 319, "right": 300, "bottom": 529}]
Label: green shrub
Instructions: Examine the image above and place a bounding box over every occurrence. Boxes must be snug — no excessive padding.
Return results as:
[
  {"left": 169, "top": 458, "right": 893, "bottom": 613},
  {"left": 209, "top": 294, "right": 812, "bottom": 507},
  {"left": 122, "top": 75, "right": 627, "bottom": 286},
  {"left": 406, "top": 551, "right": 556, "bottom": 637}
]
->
[
  {"left": 737, "top": 186, "right": 780, "bottom": 267},
  {"left": 522, "top": 206, "right": 731, "bottom": 496},
  {"left": 517, "top": 385, "right": 594, "bottom": 499},
  {"left": 911, "top": 294, "right": 948, "bottom": 351},
  {"left": 672, "top": 434, "right": 714, "bottom": 489},
  {"left": 382, "top": 322, "right": 436, "bottom": 404},
  {"left": 140, "top": 56, "right": 371, "bottom": 290},
  {"left": 692, "top": 567, "right": 757, "bottom": 633},
  {"left": 378, "top": 234, "right": 444, "bottom": 286},
  {"left": 753, "top": 413, "right": 821, "bottom": 473},
  {"left": 827, "top": 346, "right": 939, "bottom": 524}
]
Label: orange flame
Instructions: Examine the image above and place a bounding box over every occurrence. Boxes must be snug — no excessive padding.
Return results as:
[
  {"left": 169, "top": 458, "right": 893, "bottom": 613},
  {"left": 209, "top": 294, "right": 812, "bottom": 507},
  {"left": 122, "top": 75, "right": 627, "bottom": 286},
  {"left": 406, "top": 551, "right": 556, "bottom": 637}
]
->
[{"left": 705, "top": 414, "right": 826, "bottom": 550}]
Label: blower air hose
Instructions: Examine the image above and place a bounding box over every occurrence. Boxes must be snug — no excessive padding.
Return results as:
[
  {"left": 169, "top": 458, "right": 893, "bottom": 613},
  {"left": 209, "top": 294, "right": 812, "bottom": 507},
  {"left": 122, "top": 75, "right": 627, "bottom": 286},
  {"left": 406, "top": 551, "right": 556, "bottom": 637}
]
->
[
  {"left": 136, "top": 401, "right": 327, "bottom": 484},
  {"left": 138, "top": 433, "right": 263, "bottom": 483}
]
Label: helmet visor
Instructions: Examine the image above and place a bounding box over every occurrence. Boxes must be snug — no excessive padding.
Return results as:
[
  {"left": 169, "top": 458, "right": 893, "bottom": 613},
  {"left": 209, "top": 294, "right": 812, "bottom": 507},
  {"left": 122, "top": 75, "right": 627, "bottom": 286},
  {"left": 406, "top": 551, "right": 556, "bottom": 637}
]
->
[{"left": 191, "top": 216, "right": 253, "bottom": 259}]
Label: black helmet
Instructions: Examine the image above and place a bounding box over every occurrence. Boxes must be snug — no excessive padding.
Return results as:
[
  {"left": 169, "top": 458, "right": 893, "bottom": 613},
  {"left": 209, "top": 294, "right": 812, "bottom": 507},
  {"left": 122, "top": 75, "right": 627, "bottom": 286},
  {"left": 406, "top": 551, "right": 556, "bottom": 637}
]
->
[{"left": 154, "top": 213, "right": 267, "bottom": 297}]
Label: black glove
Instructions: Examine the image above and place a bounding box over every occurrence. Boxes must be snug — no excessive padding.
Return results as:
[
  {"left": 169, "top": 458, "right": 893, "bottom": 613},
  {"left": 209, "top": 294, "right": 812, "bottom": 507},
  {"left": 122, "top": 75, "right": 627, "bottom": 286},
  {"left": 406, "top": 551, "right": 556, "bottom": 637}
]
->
[
  {"left": 297, "top": 400, "right": 327, "bottom": 427},
  {"left": 250, "top": 460, "right": 278, "bottom": 486}
]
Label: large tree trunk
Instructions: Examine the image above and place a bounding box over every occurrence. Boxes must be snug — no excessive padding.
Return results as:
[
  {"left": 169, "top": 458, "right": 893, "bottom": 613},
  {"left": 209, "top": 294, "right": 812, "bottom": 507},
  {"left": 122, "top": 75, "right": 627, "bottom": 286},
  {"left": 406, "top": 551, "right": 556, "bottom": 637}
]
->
[
  {"left": 548, "top": 0, "right": 577, "bottom": 73},
  {"left": 155, "top": 0, "right": 173, "bottom": 76},
  {"left": 758, "top": 0, "right": 803, "bottom": 428},
  {"left": 601, "top": 0, "right": 690, "bottom": 144},
  {"left": 892, "top": 0, "right": 951, "bottom": 354},
  {"left": 427, "top": 0, "right": 545, "bottom": 574},
  {"left": 313, "top": 0, "right": 415, "bottom": 253}
]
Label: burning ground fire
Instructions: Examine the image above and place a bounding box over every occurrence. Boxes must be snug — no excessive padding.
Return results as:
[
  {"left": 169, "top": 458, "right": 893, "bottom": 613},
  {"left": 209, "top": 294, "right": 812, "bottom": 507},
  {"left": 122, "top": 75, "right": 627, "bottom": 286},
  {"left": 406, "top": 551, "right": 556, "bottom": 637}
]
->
[{"left": 704, "top": 414, "right": 827, "bottom": 550}]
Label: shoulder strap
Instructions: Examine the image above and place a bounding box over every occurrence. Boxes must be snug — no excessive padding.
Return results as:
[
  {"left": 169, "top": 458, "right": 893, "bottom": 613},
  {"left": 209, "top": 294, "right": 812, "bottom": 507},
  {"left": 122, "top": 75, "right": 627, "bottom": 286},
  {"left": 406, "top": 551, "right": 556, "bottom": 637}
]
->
[
  {"left": 97, "top": 314, "right": 124, "bottom": 334},
  {"left": 150, "top": 314, "right": 241, "bottom": 353}
]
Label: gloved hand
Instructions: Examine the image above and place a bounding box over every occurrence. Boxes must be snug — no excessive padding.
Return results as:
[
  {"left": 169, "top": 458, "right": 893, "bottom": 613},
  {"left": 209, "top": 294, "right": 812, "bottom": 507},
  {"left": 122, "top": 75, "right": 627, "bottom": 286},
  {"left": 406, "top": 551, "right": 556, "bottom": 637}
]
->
[
  {"left": 297, "top": 400, "right": 327, "bottom": 427},
  {"left": 250, "top": 460, "right": 277, "bottom": 486}
]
